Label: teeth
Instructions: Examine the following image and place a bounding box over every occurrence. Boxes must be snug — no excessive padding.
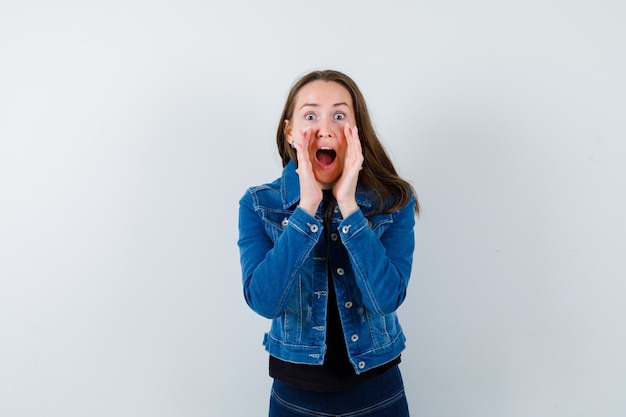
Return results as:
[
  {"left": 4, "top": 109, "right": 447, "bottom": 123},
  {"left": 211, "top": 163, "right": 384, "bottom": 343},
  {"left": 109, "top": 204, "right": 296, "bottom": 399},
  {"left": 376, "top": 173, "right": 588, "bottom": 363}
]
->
[{"left": 320, "top": 146, "right": 333, "bottom": 151}]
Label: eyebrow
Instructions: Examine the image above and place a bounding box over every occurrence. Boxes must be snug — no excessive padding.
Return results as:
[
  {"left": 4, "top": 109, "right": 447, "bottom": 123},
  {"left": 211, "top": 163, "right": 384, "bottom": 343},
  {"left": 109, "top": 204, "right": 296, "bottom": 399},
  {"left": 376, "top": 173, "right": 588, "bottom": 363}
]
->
[{"left": 298, "top": 102, "right": 351, "bottom": 110}]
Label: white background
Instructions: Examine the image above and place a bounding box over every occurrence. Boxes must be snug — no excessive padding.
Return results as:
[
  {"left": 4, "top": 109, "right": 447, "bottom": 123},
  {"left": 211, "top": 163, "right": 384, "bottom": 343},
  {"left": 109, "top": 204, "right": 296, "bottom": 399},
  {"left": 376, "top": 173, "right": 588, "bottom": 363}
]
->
[{"left": 1, "top": 1, "right": 624, "bottom": 416}]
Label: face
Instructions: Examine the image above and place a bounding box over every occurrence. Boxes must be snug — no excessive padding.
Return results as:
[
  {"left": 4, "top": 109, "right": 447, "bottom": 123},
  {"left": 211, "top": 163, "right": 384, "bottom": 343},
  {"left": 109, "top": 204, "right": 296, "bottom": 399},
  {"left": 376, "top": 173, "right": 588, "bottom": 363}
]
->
[{"left": 285, "top": 80, "right": 356, "bottom": 189}]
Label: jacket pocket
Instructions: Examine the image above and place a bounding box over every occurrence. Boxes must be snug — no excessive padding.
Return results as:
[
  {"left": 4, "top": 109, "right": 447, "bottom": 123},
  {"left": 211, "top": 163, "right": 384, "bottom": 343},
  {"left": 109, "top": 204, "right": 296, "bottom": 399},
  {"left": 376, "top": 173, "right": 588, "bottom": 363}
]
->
[
  {"left": 262, "top": 210, "right": 293, "bottom": 242},
  {"left": 366, "top": 213, "right": 393, "bottom": 238}
]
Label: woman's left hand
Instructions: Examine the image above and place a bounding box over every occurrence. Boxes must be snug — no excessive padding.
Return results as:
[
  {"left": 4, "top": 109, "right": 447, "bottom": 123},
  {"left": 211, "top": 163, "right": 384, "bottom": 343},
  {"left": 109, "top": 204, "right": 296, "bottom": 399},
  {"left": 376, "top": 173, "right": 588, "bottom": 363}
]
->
[{"left": 333, "top": 123, "right": 363, "bottom": 218}]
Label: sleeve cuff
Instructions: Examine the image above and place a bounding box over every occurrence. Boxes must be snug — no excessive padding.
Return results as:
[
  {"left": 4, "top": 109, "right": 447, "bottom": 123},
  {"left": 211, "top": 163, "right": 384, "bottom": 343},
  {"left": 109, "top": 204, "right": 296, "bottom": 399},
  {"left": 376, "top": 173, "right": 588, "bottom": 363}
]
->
[
  {"left": 338, "top": 208, "right": 369, "bottom": 241},
  {"left": 288, "top": 206, "right": 324, "bottom": 239}
]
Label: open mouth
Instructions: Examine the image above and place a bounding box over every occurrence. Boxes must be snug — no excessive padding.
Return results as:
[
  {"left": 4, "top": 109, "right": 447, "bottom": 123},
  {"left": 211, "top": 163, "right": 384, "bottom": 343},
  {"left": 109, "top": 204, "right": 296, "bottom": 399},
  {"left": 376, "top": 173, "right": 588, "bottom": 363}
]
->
[{"left": 315, "top": 147, "right": 337, "bottom": 168}]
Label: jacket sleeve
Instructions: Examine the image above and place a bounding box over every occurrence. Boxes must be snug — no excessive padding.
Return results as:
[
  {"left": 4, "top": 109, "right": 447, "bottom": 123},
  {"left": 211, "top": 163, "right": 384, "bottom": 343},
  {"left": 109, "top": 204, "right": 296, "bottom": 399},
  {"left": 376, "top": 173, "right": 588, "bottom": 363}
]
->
[
  {"left": 237, "top": 191, "right": 323, "bottom": 319},
  {"left": 339, "top": 196, "right": 416, "bottom": 315}
]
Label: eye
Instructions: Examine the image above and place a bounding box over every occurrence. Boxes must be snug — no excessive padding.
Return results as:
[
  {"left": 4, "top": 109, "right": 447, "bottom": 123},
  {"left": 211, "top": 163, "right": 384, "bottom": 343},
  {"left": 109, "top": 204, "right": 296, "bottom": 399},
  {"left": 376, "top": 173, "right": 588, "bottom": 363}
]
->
[
  {"left": 334, "top": 112, "right": 346, "bottom": 120},
  {"left": 305, "top": 113, "right": 316, "bottom": 121}
]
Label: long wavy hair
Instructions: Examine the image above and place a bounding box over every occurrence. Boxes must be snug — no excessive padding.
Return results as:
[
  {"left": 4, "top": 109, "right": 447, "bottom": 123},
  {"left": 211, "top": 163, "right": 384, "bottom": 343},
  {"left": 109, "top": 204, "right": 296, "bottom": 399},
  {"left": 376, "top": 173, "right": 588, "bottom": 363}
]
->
[{"left": 276, "top": 70, "right": 419, "bottom": 215}]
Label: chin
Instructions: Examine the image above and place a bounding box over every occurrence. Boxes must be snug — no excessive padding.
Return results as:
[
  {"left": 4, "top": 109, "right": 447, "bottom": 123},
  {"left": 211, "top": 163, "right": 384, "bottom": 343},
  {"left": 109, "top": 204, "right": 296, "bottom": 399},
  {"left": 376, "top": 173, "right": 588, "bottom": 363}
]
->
[{"left": 314, "top": 172, "right": 341, "bottom": 189}]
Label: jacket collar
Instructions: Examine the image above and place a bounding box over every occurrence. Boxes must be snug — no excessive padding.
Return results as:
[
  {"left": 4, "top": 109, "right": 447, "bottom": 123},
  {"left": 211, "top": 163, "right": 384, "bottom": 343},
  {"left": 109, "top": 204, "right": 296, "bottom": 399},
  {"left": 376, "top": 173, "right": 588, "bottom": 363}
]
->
[{"left": 281, "top": 161, "right": 373, "bottom": 209}]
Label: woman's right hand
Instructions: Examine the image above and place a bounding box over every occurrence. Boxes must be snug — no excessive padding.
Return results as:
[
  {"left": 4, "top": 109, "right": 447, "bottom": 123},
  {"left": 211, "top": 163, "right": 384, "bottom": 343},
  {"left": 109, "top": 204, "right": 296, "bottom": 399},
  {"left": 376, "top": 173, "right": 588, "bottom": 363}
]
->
[{"left": 293, "top": 127, "right": 322, "bottom": 216}]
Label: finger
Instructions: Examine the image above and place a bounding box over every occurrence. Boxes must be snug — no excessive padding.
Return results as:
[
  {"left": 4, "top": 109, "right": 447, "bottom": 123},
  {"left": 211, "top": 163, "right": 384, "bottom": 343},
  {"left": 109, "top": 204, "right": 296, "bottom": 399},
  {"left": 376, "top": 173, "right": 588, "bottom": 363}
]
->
[
  {"left": 292, "top": 131, "right": 304, "bottom": 160},
  {"left": 344, "top": 124, "right": 363, "bottom": 165},
  {"left": 345, "top": 123, "right": 358, "bottom": 138},
  {"left": 346, "top": 124, "right": 361, "bottom": 154},
  {"left": 294, "top": 128, "right": 313, "bottom": 174},
  {"left": 294, "top": 127, "right": 312, "bottom": 153},
  {"left": 344, "top": 123, "right": 354, "bottom": 143}
]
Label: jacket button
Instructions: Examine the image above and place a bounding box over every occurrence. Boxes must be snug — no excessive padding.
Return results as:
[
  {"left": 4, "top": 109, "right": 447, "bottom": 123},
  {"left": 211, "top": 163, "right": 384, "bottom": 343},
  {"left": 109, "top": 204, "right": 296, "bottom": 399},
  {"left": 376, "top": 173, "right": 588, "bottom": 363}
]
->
[
  {"left": 309, "top": 224, "right": 318, "bottom": 233},
  {"left": 341, "top": 225, "right": 351, "bottom": 234},
  {"left": 344, "top": 301, "right": 353, "bottom": 309},
  {"left": 336, "top": 268, "right": 345, "bottom": 276},
  {"left": 281, "top": 218, "right": 289, "bottom": 227},
  {"left": 351, "top": 334, "right": 359, "bottom": 342},
  {"left": 330, "top": 232, "right": 338, "bottom": 241},
  {"left": 358, "top": 361, "right": 365, "bottom": 369}
]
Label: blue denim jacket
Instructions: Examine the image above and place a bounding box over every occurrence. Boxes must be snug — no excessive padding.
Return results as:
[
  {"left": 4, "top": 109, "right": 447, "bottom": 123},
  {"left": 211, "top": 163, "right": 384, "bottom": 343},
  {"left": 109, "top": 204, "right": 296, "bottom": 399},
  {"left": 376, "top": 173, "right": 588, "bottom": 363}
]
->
[{"left": 238, "top": 161, "right": 416, "bottom": 374}]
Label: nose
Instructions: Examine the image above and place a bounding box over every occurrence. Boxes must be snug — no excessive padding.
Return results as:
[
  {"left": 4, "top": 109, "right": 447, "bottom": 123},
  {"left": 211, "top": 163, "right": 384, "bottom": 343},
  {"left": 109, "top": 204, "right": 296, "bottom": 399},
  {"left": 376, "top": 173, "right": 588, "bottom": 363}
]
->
[{"left": 317, "top": 117, "right": 332, "bottom": 138}]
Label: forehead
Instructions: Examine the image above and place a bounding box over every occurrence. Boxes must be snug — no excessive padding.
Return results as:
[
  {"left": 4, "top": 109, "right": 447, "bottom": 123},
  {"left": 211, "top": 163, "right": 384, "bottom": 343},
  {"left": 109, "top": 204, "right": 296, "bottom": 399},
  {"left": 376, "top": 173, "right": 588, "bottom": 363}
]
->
[{"left": 294, "top": 80, "right": 353, "bottom": 108}]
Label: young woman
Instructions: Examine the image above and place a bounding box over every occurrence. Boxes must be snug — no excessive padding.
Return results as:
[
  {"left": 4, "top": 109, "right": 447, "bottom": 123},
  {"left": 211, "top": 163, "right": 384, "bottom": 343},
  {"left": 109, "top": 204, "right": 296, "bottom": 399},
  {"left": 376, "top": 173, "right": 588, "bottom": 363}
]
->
[{"left": 238, "top": 69, "right": 419, "bottom": 416}]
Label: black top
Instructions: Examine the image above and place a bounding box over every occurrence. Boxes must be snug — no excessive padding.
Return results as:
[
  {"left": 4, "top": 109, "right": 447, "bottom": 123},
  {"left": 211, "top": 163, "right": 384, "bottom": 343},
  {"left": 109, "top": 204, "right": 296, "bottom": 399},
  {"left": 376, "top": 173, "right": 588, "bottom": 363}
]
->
[{"left": 269, "top": 190, "right": 400, "bottom": 392}]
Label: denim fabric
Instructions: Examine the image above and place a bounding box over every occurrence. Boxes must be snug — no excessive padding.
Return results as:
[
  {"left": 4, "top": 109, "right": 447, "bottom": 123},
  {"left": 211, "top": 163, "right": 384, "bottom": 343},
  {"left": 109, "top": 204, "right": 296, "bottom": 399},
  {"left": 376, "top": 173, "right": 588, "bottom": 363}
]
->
[
  {"left": 269, "top": 366, "right": 410, "bottom": 417},
  {"left": 238, "top": 161, "right": 416, "bottom": 374}
]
